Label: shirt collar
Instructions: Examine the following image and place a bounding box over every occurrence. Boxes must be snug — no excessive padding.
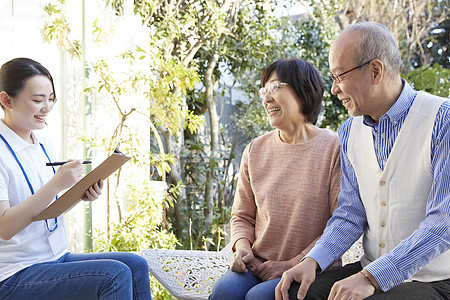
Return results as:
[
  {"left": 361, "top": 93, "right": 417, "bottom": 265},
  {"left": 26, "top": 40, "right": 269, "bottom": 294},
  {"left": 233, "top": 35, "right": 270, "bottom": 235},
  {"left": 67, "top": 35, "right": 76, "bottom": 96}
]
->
[
  {"left": 0, "top": 120, "right": 40, "bottom": 152},
  {"left": 363, "top": 79, "right": 417, "bottom": 127}
]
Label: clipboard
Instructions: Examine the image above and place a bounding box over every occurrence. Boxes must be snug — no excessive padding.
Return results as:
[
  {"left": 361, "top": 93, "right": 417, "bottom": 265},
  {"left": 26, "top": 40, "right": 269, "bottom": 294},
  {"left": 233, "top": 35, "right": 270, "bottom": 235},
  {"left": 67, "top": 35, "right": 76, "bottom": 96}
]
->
[{"left": 33, "top": 149, "right": 130, "bottom": 221}]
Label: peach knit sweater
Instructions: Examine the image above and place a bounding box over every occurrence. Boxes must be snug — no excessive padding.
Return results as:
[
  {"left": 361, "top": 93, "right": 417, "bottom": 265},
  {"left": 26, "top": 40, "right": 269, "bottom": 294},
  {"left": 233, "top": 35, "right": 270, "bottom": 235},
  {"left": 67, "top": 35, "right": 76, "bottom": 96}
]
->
[{"left": 231, "top": 129, "right": 341, "bottom": 262}]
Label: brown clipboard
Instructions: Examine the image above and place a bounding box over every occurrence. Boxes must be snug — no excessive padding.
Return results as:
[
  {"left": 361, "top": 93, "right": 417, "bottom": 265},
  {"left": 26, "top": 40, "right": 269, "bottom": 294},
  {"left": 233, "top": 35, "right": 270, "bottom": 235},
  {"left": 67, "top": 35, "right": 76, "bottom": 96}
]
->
[{"left": 33, "top": 153, "right": 130, "bottom": 221}]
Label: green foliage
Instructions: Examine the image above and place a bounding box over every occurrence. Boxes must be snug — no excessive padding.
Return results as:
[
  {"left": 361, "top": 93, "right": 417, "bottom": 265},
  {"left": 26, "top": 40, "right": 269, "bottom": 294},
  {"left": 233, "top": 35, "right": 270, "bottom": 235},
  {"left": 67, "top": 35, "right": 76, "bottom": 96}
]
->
[
  {"left": 210, "top": 222, "right": 229, "bottom": 252},
  {"left": 149, "top": 275, "right": 174, "bottom": 300},
  {"left": 94, "top": 181, "right": 180, "bottom": 252},
  {"left": 150, "top": 153, "right": 176, "bottom": 178},
  {"left": 233, "top": 99, "right": 272, "bottom": 142},
  {"left": 42, "top": 0, "right": 190, "bottom": 252},
  {"left": 427, "top": 19, "right": 449, "bottom": 69},
  {"left": 180, "top": 136, "right": 218, "bottom": 249},
  {"left": 403, "top": 63, "right": 450, "bottom": 98},
  {"left": 42, "top": 2, "right": 81, "bottom": 58},
  {"left": 94, "top": 181, "right": 181, "bottom": 300},
  {"left": 184, "top": 110, "right": 206, "bottom": 134},
  {"left": 149, "top": 57, "right": 203, "bottom": 135},
  {"left": 179, "top": 129, "right": 236, "bottom": 250}
]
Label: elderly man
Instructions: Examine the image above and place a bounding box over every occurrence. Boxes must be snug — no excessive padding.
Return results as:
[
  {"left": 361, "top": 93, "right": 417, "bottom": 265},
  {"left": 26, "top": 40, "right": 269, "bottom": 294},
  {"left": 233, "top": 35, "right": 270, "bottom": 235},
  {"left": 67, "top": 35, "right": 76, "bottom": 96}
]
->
[{"left": 275, "top": 22, "right": 450, "bottom": 300}]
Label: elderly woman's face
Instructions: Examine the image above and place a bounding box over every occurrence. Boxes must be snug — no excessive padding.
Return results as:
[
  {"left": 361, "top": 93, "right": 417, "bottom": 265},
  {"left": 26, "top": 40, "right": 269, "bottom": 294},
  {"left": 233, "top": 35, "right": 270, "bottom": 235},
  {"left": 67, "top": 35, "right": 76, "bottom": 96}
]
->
[{"left": 261, "top": 72, "right": 305, "bottom": 130}]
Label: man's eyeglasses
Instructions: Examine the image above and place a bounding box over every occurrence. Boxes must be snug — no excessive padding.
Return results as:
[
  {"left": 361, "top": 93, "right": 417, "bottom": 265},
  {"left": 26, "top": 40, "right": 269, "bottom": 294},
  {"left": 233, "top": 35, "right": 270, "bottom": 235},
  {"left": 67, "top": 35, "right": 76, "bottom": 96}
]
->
[
  {"left": 259, "top": 82, "right": 288, "bottom": 99},
  {"left": 330, "top": 60, "right": 372, "bottom": 83}
]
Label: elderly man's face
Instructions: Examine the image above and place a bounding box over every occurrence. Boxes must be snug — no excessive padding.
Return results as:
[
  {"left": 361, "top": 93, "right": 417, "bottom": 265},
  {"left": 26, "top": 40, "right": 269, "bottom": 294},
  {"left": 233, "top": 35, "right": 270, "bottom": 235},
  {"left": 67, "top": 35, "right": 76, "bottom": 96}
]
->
[{"left": 329, "top": 31, "right": 376, "bottom": 119}]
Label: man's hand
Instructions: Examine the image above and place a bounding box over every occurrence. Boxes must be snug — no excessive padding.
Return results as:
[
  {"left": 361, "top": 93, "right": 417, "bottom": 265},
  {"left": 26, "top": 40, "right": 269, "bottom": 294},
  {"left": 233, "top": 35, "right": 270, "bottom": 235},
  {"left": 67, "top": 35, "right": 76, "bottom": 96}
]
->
[
  {"left": 253, "top": 260, "right": 291, "bottom": 281},
  {"left": 327, "top": 272, "right": 375, "bottom": 300},
  {"left": 275, "top": 257, "right": 318, "bottom": 300}
]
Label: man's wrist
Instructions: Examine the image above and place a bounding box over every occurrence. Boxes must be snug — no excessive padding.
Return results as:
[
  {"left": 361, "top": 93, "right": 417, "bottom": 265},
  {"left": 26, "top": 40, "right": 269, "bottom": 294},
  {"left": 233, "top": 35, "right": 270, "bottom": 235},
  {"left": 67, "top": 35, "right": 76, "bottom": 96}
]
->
[
  {"left": 360, "top": 268, "right": 381, "bottom": 292},
  {"left": 289, "top": 253, "right": 305, "bottom": 268},
  {"left": 303, "top": 257, "right": 320, "bottom": 271}
]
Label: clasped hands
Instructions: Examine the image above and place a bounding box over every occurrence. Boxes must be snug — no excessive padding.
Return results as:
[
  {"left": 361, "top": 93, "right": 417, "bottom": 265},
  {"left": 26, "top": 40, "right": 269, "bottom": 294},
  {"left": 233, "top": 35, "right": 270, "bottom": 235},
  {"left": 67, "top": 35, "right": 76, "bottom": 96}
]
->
[
  {"left": 274, "top": 258, "right": 376, "bottom": 300},
  {"left": 230, "top": 248, "right": 292, "bottom": 281}
]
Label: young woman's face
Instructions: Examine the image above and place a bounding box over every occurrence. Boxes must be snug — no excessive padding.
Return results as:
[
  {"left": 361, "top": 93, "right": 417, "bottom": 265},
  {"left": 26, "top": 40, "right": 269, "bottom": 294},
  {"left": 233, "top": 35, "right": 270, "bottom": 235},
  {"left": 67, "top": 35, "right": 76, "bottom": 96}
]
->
[
  {"left": 3, "top": 75, "right": 55, "bottom": 140},
  {"left": 261, "top": 72, "right": 304, "bottom": 130}
]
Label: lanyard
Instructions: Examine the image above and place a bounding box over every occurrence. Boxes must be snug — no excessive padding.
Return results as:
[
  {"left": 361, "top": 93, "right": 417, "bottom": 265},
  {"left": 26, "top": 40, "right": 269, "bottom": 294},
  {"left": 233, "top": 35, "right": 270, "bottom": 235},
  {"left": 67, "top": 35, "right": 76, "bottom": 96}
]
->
[{"left": 0, "top": 133, "right": 59, "bottom": 232}]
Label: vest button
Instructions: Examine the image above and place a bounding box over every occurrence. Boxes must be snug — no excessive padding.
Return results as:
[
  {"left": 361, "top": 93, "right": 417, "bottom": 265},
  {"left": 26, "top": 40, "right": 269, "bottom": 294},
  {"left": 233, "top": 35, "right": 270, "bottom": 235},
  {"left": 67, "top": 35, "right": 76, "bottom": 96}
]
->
[
  {"left": 381, "top": 201, "right": 387, "bottom": 206},
  {"left": 380, "top": 180, "right": 386, "bottom": 186},
  {"left": 381, "top": 221, "right": 386, "bottom": 227},
  {"left": 379, "top": 242, "right": 385, "bottom": 248}
]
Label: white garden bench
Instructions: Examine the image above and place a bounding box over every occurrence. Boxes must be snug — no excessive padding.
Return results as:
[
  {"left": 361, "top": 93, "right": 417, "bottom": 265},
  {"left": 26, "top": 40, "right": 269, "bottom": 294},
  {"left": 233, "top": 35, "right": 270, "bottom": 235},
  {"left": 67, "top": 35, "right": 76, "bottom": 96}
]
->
[{"left": 140, "top": 239, "right": 363, "bottom": 300}]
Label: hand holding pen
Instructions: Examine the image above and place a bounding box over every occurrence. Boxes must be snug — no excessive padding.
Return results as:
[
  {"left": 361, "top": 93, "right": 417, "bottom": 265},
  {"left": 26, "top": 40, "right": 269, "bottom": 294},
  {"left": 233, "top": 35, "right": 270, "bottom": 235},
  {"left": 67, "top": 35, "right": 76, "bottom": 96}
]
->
[{"left": 50, "top": 160, "right": 87, "bottom": 191}]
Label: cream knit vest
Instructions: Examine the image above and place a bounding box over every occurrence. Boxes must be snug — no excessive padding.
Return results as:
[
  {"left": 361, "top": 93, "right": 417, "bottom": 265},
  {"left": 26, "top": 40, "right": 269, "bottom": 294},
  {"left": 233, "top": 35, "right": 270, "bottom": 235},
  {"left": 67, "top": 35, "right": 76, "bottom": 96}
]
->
[{"left": 347, "top": 91, "right": 449, "bottom": 282}]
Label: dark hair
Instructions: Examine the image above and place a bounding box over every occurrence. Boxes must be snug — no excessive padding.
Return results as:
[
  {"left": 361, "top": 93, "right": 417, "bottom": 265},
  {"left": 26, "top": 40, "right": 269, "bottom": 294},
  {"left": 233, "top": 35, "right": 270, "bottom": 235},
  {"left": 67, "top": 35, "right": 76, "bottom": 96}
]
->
[
  {"left": 0, "top": 58, "right": 56, "bottom": 110},
  {"left": 260, "top": 58, "right": 324, "bottom": 124}
]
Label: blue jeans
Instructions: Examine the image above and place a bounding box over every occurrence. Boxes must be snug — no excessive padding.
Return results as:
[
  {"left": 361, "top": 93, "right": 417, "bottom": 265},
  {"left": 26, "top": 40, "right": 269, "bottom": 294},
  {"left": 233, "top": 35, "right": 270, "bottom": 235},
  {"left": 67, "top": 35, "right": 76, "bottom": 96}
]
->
[
  {"left": 0, "top": 252, "right": 151, "bottom": 300},
  {"left": 210, "top": 268, "right": 280, "bottom": 300}
]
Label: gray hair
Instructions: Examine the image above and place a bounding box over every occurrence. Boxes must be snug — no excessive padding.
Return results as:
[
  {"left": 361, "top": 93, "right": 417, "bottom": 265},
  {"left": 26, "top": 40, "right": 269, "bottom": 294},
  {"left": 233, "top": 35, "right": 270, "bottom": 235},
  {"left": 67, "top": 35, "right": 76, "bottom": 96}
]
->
[{"left": 342, "top": 22, "right": 401, "bottom": 78}]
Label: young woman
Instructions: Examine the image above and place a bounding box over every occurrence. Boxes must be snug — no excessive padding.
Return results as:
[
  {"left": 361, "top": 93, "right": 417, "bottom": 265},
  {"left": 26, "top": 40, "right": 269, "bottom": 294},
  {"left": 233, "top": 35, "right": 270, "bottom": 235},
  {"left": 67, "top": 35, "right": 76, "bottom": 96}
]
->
[
  {"left": 210, "top": 58, "right": 341, "bottom": 300},
  {"left": 0, "top": 57, "right": 151, "bottom": 299}
]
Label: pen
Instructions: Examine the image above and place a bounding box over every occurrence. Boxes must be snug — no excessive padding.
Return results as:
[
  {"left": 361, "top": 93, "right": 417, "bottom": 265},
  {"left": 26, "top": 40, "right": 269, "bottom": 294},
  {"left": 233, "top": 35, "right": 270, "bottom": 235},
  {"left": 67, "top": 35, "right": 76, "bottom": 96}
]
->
[{"left": 46, "top": 161, "right": 92, "bottom": 166}]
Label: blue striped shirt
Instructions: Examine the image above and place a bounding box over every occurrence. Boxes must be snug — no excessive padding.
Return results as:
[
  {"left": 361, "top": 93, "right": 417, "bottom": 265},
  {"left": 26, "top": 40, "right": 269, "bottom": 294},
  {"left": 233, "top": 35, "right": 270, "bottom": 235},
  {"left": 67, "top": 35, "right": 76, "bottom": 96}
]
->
[{"left": 307, "top": 80, "right": 450, "bottom": 291}]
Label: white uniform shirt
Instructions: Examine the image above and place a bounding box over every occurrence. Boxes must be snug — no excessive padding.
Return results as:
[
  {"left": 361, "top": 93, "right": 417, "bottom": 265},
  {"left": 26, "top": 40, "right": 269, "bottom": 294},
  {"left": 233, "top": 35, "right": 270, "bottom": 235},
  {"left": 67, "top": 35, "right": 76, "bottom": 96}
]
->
[{"left": 0, "top": 120, "right": 67, "bottom": 282}]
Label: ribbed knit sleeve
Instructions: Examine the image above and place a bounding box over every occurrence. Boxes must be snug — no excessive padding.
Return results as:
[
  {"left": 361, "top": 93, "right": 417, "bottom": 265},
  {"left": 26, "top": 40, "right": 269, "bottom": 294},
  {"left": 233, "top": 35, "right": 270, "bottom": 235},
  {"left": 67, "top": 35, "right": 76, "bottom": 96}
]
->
[{"left": 230, "top": 143, "right": 257, "bottom": 246}]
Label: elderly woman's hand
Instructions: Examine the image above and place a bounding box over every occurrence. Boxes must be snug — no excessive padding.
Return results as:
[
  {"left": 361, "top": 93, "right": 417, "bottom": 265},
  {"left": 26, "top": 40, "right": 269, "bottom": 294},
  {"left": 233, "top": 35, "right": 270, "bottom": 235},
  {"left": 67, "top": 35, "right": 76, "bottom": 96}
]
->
[
  {"left": 253, "top": 260, "right": 291, "bottom": 281},
  {"left": 231, "top": 248, "right": 255, "bottom": 273}
]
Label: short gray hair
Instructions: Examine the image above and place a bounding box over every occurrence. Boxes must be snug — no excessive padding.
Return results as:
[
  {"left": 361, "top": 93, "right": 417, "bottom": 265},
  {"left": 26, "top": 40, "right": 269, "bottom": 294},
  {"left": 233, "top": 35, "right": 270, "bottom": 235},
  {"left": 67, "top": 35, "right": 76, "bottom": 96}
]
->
[{"left": 342, "top": 22, "right": 401, "bottom": 78}]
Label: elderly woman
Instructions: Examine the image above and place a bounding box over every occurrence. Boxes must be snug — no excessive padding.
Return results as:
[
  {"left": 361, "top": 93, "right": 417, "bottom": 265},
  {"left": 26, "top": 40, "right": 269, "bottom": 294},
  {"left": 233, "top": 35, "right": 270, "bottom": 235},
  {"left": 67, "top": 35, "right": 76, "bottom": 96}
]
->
[{"left": 209, "top": 58, "right": 341, "bottom": 300}]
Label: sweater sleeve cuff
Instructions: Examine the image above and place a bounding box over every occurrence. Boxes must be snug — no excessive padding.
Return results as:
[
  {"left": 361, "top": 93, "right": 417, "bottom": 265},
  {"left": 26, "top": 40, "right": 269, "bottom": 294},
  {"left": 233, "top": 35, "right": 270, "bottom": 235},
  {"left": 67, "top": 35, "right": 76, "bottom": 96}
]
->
[
  {"left": 364, "top": 257, "right": 404, "bottom": 292},
  {"left": 231, "top": 235, "right": 254, "bottom": 251},
  {"left": 304, "top": 244, "right": 336, "bottom": 272}
]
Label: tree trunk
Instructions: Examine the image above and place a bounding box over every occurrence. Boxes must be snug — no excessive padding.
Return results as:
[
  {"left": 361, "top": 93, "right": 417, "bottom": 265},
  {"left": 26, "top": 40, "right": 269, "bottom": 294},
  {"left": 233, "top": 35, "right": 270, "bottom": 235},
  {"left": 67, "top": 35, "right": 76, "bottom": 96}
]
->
[
  {"left": 160, "top": 125, "right": 187, "bottom": 240},
  {"left": 204, "top": 54, "right": 220, "bottom": 232}
]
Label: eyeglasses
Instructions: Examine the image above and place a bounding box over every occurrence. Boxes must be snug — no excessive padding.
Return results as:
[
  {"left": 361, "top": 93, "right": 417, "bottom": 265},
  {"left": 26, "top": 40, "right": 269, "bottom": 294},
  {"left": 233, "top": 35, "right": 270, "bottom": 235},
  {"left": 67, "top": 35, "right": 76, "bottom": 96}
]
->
[
  {"left": 329, "top": 60, "right": 372, "bottom": 83},
  {"left": 259, "top": 82, "right": 288, "bottom": 99}
]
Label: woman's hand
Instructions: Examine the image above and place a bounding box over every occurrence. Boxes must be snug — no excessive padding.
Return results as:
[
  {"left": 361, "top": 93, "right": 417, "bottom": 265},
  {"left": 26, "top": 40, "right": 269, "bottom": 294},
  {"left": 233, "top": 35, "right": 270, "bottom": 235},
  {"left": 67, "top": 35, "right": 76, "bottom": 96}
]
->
[
  {"left": 81, "top": 180, "right": 104, "bottom": 201},
  {"left": 254, "top": 252, "right": 304, "bottom": 281},
  {"left": 231, "top": 248, "right": 255, "bottom": 273},
  {"left": 51, "top": 160, "right": 85, "bottom": 191},
  {"left": 253, "top": 260, "right": 291, "bottom": 281}
]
